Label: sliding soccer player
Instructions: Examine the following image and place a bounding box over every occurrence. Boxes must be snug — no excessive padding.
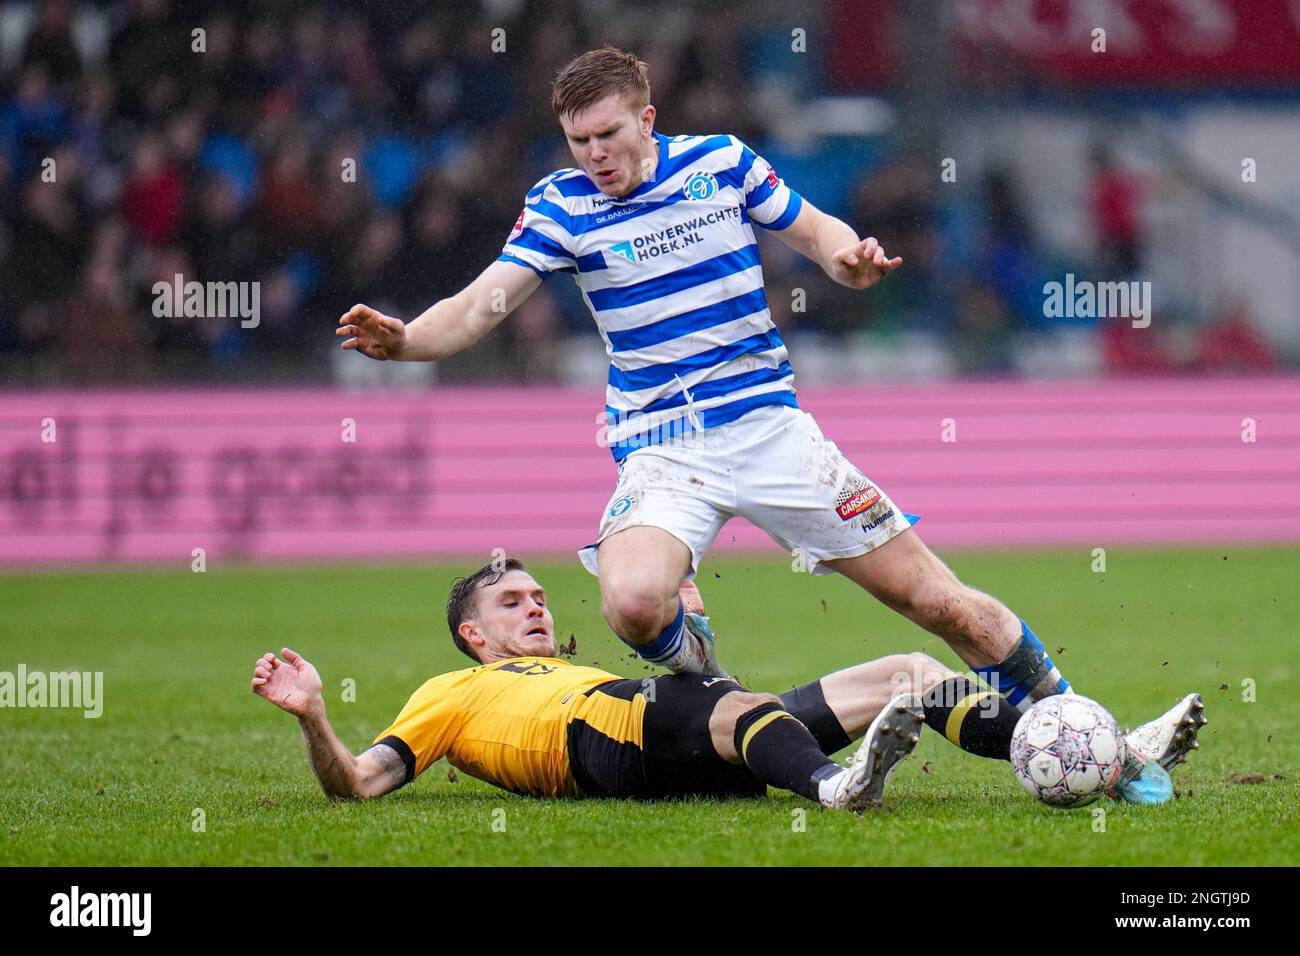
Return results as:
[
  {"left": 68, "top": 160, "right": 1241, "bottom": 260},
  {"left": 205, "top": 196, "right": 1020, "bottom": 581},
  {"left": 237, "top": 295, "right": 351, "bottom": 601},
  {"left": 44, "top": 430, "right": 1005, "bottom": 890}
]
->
[
  {"left": 335, "top": 48, "right": 1202, "bottom": 803},
  {"left": 253, "top": 561, "right": 1201, "bottom": 807}
]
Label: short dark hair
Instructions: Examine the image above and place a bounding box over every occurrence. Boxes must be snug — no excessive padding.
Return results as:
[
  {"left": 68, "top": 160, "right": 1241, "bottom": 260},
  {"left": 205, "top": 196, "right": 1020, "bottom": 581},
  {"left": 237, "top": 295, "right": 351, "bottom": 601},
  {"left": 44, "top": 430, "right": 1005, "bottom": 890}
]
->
[
  {"left": 446, "top": 558, "right": 528, "bottom": 663},
  {"left": 552, "top": 47, "right": 651, "bottom": 119}
]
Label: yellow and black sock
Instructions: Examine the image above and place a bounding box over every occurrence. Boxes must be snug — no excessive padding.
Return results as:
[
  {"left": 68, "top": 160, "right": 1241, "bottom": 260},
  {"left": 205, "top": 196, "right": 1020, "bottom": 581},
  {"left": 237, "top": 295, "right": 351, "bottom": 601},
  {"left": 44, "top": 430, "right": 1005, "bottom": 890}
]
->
[
  {"left": 779, "top": 679, "right": 852, "bottom": 755},
  {"left": 922, "top": 677, "right": 1019, "bottom": 759},
  {"left": 733, "top": 702, "right": 841, "bottom": 802}
]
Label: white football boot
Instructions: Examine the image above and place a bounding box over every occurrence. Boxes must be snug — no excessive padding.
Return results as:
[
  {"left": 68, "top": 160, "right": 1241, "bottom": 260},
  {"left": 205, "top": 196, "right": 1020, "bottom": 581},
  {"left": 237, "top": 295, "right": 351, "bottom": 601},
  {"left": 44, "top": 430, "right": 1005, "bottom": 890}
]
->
[
  {"left": 1108, "top": 693, "right": 1205, "bottom": 804},
  {"left": 828, "top": 693, "right": 925, "bottom": 811},
  {"left": 1124, "top": 692, "right": 1207, "bottom": 772}
]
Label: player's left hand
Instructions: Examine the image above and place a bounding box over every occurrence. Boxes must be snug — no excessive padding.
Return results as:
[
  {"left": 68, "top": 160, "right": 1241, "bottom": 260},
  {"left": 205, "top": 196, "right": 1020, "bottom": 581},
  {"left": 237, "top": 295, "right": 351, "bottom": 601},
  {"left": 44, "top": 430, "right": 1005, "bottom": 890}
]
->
[{"left": 829, "top": 236, "right": 903, "bottom": 290}]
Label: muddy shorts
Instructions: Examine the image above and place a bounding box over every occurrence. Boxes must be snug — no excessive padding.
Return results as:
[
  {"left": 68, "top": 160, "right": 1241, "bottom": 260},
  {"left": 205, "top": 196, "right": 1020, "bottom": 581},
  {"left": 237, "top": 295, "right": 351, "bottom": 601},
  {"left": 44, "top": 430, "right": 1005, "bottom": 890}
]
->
[{"left": 578, "top": 403, "right": 918, "bottom": 577}]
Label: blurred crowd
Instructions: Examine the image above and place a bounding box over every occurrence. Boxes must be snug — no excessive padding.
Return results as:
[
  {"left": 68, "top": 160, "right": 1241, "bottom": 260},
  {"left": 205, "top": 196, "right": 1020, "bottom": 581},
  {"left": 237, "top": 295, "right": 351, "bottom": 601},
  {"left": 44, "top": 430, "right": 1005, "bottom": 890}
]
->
[{"left": 0, "top": 0, "right": 1283, "bottom": 386}]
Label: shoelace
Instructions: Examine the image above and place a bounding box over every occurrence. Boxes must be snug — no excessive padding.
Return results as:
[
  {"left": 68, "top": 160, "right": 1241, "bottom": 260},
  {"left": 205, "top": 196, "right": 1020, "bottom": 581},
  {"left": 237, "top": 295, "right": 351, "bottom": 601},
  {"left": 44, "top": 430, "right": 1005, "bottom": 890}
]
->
[{"left": 673, "top": 373, "right": 703, "bottom": 432}]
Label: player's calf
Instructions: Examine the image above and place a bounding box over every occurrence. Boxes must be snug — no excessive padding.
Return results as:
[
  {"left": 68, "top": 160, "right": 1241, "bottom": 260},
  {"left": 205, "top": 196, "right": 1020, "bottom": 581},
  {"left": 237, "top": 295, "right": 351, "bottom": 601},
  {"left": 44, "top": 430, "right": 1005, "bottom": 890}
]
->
[
  {"left": 783, "top": 651, "right": 947, "bottom": 754},
  {"left": 604, "top": 596, "right": 720, "bottom": 674},
  {"left": 714, "top": 691, "right": 917, "bottom": 811},
  {"left": 920, "top": 675, "right": 1023, "bottom": 759},
  {"left": 730, "top": 696, "right": 856, "bottom": 807},
  {"left": 841, "top": 540, "right": 1073, "bottom": 711},
  {"left": 965, "top": 615, "right": 1070, "bottom": 713}
]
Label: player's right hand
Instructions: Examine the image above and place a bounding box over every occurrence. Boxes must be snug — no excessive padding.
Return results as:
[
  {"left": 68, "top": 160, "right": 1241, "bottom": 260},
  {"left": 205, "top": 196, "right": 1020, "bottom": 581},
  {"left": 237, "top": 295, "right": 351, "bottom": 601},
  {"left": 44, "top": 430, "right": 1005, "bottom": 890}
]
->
[
  {"left": 679, "top": 578, "right": 706, "bottom": 617},
  {"left": 251, "top": 647, "right": 324, "bottom": 718},
  {"left": 337, "top": 303, "right": 406, "bottom": 361}
]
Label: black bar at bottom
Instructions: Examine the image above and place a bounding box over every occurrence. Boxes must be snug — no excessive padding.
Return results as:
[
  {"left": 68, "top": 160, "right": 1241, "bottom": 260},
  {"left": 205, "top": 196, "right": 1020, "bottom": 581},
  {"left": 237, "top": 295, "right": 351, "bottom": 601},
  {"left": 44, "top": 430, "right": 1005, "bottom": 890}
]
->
[{"left": 0, "top": 866, "right": 1279, "bottom": 941}]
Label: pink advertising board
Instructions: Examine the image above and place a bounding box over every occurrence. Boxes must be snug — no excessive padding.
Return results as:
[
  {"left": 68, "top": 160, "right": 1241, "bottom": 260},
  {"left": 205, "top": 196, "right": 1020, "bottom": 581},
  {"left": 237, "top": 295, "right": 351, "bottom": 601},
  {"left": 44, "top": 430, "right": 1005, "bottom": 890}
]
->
[{"left": 2, "top": 378, "right": 1297, "bottom": 568}]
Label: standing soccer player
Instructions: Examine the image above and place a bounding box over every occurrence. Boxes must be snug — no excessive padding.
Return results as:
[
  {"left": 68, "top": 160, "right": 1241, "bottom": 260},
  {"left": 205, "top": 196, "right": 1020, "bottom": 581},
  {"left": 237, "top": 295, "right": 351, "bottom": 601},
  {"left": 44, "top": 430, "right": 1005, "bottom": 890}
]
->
[{"left": 337, "top": 48, "right": 1202, "bottom": 804}]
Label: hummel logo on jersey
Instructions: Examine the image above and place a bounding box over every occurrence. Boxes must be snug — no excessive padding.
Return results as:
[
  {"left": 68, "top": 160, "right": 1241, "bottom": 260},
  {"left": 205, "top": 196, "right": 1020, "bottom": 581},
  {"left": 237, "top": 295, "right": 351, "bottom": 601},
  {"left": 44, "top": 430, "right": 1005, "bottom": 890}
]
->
[{"left": 593, "top": 204, "right": 642, "bottom": 225}]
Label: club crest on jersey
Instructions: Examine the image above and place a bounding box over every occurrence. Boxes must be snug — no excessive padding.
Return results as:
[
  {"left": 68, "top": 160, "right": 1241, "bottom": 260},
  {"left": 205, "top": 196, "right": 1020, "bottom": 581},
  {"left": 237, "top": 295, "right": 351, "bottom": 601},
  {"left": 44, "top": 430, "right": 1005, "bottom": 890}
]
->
[
  {"left": 608, "top": 495, "right": 636, "bottom": 518},
  {"left": 508, "top": 208, "right": 525, "bottom": 241},
  {"left": 836, "top": 483, "right": 882, "bottom": 521},
  {"left": 683, "top": 172, "right": 718, "bottom": 201},
  {"left": 766, "top": 165, "right": 779, "bottom": 189}
]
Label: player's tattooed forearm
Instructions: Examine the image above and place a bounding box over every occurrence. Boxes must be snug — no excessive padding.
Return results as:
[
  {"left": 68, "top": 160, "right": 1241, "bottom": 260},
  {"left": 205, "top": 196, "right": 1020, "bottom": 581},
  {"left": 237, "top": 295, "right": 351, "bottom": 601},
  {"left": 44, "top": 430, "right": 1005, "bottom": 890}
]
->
[
  {"left": 297, "top": 717, "right": 364, "bottom": 799},
  {"left": 366, "top": 743, "right": 409, "bottom": 787}
]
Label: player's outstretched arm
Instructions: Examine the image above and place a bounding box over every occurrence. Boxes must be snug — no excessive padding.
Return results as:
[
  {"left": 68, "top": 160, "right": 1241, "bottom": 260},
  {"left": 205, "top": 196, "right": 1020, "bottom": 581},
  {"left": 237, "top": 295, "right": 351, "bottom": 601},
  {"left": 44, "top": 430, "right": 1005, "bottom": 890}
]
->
[
  {"left": 336, "top": 259, "right": 542, "bottom": 362},
  {"left": 250, "top": 648, "right": 406, "bottom": 800},
  {"left": 773, "top": 200, "right": 903, "bottom": 291}
]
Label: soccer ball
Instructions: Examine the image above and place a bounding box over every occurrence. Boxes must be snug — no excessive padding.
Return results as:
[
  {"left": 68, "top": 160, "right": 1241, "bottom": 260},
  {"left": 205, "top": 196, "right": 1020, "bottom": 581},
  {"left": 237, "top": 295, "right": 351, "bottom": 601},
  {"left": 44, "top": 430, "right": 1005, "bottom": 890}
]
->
[{"left": 1010, "top": 694, "right": 1125, "bottom": 808}]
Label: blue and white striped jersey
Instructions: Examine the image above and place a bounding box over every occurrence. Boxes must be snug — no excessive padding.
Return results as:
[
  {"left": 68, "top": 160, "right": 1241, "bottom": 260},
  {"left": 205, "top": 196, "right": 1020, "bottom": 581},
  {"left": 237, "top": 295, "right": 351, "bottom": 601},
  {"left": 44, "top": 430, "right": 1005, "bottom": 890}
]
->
[{"left": 498, "top": 131, "right": 805, "bottom": 462}]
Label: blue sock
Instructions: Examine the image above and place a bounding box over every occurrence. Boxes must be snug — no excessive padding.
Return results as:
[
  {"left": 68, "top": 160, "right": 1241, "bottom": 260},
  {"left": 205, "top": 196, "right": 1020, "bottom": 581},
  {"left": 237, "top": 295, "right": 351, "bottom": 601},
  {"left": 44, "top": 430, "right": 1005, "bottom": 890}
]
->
[
  {"left": 624, "top": 600, "right": 686, "bottom": 666},
  {"left": 973, "top": 619, "right": 1071, "bottom": 712}
]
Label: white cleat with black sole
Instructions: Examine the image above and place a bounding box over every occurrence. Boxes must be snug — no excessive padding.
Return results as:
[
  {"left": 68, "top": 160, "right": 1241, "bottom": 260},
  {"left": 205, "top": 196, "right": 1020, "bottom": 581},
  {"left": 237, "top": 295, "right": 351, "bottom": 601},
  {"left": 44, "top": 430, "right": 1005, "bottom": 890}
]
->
[
  {"left": 1124, "top": 692, "right": 1207, "bottom": 773},
  {"left": 829, "top": 693, "right": 925, "bottom": 812}
]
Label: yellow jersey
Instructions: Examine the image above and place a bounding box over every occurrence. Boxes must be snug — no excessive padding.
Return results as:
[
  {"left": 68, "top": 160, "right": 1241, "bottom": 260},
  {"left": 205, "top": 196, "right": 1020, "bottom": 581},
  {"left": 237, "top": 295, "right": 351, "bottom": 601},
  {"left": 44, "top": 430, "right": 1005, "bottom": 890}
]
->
[{"left": 372, "top": 657, "right": 645, "bottom": 797}]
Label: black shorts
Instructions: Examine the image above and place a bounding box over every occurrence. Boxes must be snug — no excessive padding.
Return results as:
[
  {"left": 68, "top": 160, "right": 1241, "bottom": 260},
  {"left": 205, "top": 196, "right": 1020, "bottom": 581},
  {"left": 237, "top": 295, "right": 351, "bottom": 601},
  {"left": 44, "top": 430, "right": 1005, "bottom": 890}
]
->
[{"left": 566, "top": 674, "right": 767, "bottom": 800}]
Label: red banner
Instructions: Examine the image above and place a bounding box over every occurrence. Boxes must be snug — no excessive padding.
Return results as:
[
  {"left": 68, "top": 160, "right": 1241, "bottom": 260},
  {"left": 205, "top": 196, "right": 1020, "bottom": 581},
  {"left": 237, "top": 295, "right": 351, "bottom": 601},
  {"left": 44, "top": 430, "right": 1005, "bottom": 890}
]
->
[{"left": 829, "top": 0, "right": 1300, "bottom": 90}]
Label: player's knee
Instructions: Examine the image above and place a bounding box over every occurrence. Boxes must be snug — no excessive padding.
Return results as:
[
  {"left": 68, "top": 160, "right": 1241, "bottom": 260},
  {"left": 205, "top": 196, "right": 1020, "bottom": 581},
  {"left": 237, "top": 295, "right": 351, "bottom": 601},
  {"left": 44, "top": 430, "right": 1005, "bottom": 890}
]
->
[
  {"left": 711, "top": 691, "right": 782, "bottom": 763},
  {"left": 601, "top": 586, "right": 675, "bottom": 642},
  {"left": 879, "top": 652, "right": 945, "bottom": 695},
  {"left": 907, "top": 652, "right": 953, "bottom": 694},
  {"left": 732, "top": 690, "right": 781, "bottom": 713},
  {"left": 714, "top": 690, "right": 780, "bottom": 727}
]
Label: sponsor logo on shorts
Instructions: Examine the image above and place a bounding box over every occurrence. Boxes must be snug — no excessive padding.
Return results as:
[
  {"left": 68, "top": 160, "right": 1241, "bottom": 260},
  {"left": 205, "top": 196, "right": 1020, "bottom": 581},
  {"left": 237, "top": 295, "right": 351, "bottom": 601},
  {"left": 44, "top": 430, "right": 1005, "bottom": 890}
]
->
[
  {"left": 836, "top": 485, "right": 881, "bottom": 521},
  {"left": 608, "top": 496, "right": 636, "bottom": 518}
]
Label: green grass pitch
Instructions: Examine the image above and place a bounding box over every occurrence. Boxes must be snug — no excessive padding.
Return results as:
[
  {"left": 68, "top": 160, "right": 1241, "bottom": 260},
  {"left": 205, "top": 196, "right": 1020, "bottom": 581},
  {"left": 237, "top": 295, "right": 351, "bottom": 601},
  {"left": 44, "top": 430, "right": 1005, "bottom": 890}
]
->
[{"left": 2, "top": 546, "right": 1297, "bottom": 866}]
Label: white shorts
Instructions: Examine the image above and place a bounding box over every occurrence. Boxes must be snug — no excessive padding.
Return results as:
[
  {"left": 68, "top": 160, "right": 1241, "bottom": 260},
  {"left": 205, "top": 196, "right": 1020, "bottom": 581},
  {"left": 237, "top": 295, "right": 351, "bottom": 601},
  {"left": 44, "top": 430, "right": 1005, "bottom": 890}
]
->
[{"left": 578, "top": 403, "right": 918, "bottom": 578}]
